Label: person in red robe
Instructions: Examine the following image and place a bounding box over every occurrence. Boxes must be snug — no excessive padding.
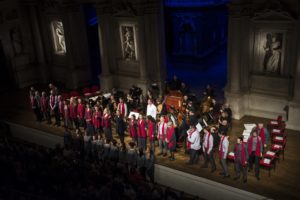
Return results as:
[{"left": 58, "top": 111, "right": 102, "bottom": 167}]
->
[
  {"left": 102, "top": 108, "right": 112, "bottom": 140},
  {"left": 92, "top": 105, "right": 102, "bottom": 138},
  {"left": 85, "top": 103, "right": 94, "bottom": 136},
  {"left": 166, "top": 121, "right": 176, "bottom": 161},
  {"left": 146, "top": 115, "right": 156, "bottom": 151},
  {"left": 234, "top": 136, "right": 249, "bottom": 183},
  {"left": 40, "top": 91, "right": 51, "bottom": 124},
  {"left": 63, "top": 100, "right": 71, "bottom": 129},
  {"left": 247, "top": 129, "right": 263, "bottom": 180},
  {"left": 257, "top": 123, "right": 269, "bottom": 150},
  {"left": 129, "top": 115, "right": 138, "bottom": 142},
  {"left": 117, "top": 97, "right": 128, "bottom": 118},
  {"left": 137, "top": 114, "right": 147, "bottom": 150},
  {"left": 69, "top": 97, "right": 78, "bottom": 131},
  {"left": 77, "top": 98, "right": 86, "bottom": 131},
  {"left": 58, "top": 95, "right": 64, "bottom": 125}
]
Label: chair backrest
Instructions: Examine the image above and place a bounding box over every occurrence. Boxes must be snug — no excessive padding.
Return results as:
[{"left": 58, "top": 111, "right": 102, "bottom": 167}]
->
[
  {"left": 91, "top": 85, "right": 100, "bottom": 93},
  {"left": 83, "top": 87, "right": 90, "bottom": 94},
  {"left": 70, "top": 91, "right": 79, "bottom": 97},
  {"left": 277, "top": 115, "right": 283, "bottom": 122},
  {"left": 62, "top": 93, "right": 70, "bottom": 100}
]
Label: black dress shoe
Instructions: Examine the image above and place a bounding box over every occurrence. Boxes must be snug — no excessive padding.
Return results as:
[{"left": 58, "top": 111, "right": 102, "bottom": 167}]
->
[
  {"left": 243, "top": 178, "right": 247, "bottom": 183},
  {"left": 201, "top": 165, "right": 208, "bottom": 168},
  {"left": 219, "top": 172, "right": 225, "bottom": 176},
  {"left": 223, "top": 175, "right": 230, "bottom": 179},
  {"left": 256, "top": 176, "right": 260, "bottom": 181},
  {"left": 211, "top": 168, "right": 216, "bottom": 173},
  {"left": 163, "top": 153, "right": 167, "bottom": 157},
  {"left": 233, "top": 176, "right": 240, "bottom": 181}
]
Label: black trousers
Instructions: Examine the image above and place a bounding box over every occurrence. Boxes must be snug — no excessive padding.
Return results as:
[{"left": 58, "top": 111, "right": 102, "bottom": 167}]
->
[
  {"left": 249, "top": 151, "right": 260, "bottom": 177},
  {"left": 33, "top": 108, "right": 42, "bottom": 122},
  {"left": 204, "top": 150, "right": 216, "bottom": 170},
  {"left": 189, "top": 149, "right": 198, "bottom": 164},
  {"left": 53, "top": 108, "right": 60, "bottom": 125}
]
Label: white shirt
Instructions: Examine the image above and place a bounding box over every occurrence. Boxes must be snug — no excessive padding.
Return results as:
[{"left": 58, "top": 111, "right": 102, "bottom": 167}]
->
[
  {"left": 203, "top": 132, "right": 214, "bottom": 154},
  {"left": 219, "top": 136, "right": 229, "bottom": 159},
  {"left": 187, "top": 129, "right": 201, "bottom": 150},
  {"left": 146, "top": 104, "right": 157, "bottom": 119}
]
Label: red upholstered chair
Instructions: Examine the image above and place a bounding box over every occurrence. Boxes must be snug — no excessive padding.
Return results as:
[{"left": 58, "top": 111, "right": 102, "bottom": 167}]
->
[
  {"left": 70, "top": 91, "right": 79, "bottom": 97},
  {"left": 91, "top": 85, "right": 100, "bottom": 94},
  {"left": 271, "top": 128, "right": 284, "bottom": 137},
  {"left": 83, "top": 87, "right": 92, "bottom": 97},
  {"left": 227, "top": 152, "right": 235, "bottom": 162},
  {"left": 271, "top": 139, "right": 287, "bottom": 161},
  {"left": 61, "top": 93, "right": 70, "bottom": 100},
  {"left": 260, "top": 157, "right": 275, "bottom": 177}
]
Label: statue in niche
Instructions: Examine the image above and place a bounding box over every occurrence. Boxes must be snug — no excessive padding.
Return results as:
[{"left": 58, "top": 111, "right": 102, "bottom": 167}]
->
[
  {"left": 120, "top": 25, "right": 136, "bottom": 60},
  {"left": 10, "top": 27, "right": 24, "bottom": 56},
  {"left": 51, "top": 21, "right": 66, "bottom": 54},
  {"left": 262, "top": 33, "right": 282, "bottom": 74}
]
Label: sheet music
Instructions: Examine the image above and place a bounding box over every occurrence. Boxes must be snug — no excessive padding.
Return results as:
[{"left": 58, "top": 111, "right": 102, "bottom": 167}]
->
[
  {"left": 244, "top": 123, "right": 256, "bottom": 130},
  {"left": 89, "top": 96, "right": 98, "bottom": 102},
  {"left": 203, "top": 119, "right": 208, "bottom": 127},
  {"left": 128, "top": 112, "right": 139, "bottom": 119},
  {"left": 242, "top": 129, "right": 251, "bottom": 136},
  {"left": 275, "top": 136, "right": 283, "bottom": 140},
  {"left": 196, "top": 123, "right": 203, "bottom": 132},
  {"left": 228, "top": 152, "right": 235, "bottom": 157},
  {"left": 103, "top": 93, "right": 111, "bottom": 99},
  {"left": 270, "top": 121, "right": 278, "bottom": 125},
  {"left": 263, "top": 158, "right": 271, "bottom": 164},
  {"left": 272, "top": 129, "right": 280, "bottom": 133},
  {"left": 266, "top": 151, "right": 275, "bottom": 156}
]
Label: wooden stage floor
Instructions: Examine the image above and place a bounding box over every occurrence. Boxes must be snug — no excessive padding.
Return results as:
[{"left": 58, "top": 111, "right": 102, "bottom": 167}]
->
[{"left": 0, "top": 89, "right": 300, "bottom": 200}]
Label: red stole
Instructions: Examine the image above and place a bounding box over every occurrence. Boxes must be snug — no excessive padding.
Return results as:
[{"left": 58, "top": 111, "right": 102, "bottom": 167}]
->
[
  {"left": 92, "top": 111, "right": 101, "bottom": 128},
  {"left": 138, "top": 119, "right": 146, "bottom": 138},
  {"left": 166, "top": 127, "right": 175, "bottom": 149},
  {"left": 235, "top": 143, "right": 246, "bottom": 167},
  {"left": 129, "top": 119, "right": 136, "bottom": 138},
  {"left": 101, "top": 114, "right": 111, "bottom": 128},
  {"left": 118, "top": 103, "right": 125, "bottom": 117},
  {"left": 186, "top": 128, "right": 195, "bottom": 150},
  {"left": 64, "top": 105, "right": 69, "bottom": 119},
  {"left": 205, "top": 132, "right": 211, "bottom": 153},
  {"left": 259, "top": 128, "right": 265, "bottom": 145},
  {"left": 77, "top": 103, "right": 84, "bottom": 119},
  {"left": 40, "top": 96, "right": 48, "bottom": 111},
  {"left": 69, "top": 104, "right": 77, "bottom": 119},
  {"left": 248, "top": 136, "right": 261, "bottom": 157},
  {"left": 219, "top": 136, "right": 225, "bottom": 159},
  {"left": 59, "top": 101, "right": 64, "bottom": 114},
  {"left": 147, "top": 120, "right": 154, "bottom": 141},
  {"left": 85, "top": 108, "right": 92, "bottom": 124},
  {"left": 50, "top": 95, "right": 55, "bottom": 107},
  {"left": 158, "top": 122, "right": 165, "bottom": 140}
]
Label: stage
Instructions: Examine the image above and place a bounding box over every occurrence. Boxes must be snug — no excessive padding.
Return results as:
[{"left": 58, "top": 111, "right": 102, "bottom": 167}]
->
[{"left": 0, "top": 89, "right": 300, "bottom": 200}]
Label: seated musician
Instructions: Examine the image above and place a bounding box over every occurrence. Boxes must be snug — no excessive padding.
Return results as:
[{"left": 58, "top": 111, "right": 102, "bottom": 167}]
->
[
  {"left": 156, "top": 99, "right": 167, "bottom": 117},
  {"left": 222, "top": 103, "right": 232, "bottom": 123},
  {"left": 180, "top": 82, "right": 189, "bottom": 95},
  {"left": 169, "top": 75, "right": 181, "bottom": 91}
]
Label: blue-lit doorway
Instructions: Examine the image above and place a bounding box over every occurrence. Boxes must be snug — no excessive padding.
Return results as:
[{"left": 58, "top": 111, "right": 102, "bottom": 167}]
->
[
  {"left": 164, "top": 0, "right": 228, "bottom": 101},
  {"left": 84, "top": 5, "right": 101, "bottom": 86}
]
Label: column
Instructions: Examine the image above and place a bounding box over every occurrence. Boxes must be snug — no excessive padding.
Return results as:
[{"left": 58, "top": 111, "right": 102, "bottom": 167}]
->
[
  {"left": 227, "top": 5, "right": 242, "bottom": 93},
  {"left": 96, "top": 5, "right": 113, "bottom": 91},
  {"left": 29, "top": 5, "right": 48, "bottom": 83}
]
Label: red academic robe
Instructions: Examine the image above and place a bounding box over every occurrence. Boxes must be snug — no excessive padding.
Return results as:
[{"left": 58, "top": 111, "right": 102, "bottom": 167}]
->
[
  {"left": 147, "top": 119, "right": 155, "bottom": 142},
  {"left": 85, "top": 108, "right": 92, "bottom": 124},
  {"left": 166, "top": 127, "right": 176, "bottom": 151},
  {"left": 129, "top": 119, "right": 137, "bottom": 139},
  {"left": 40, "top": 96, "right": 49, "bottom": 112},
  {"left": 138, "top": 119, "right": 147, "bottom": 138},
  {"left": 77, "top": 103, "right": 85, "bottom": 119},
  {"left": 92, "top": 111, "right": 101, "bottom": 128},
  {"left": 69, "top": 104, "right": 77, "bottom": 119}
]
